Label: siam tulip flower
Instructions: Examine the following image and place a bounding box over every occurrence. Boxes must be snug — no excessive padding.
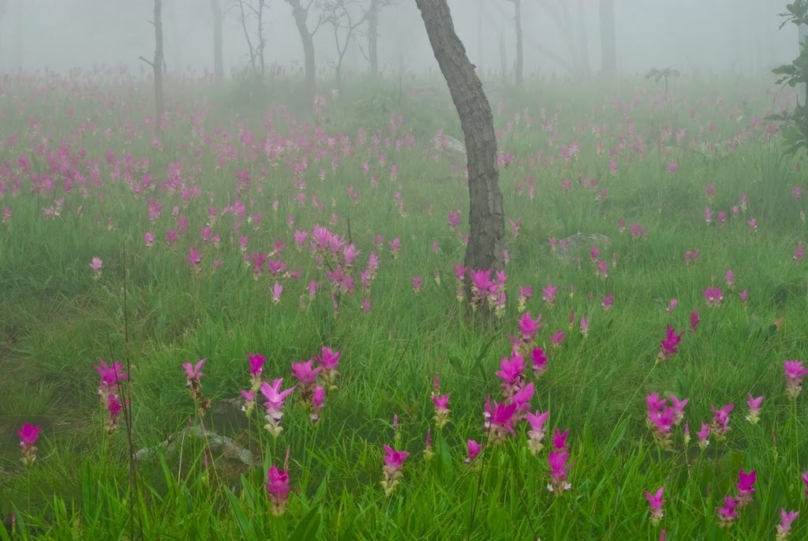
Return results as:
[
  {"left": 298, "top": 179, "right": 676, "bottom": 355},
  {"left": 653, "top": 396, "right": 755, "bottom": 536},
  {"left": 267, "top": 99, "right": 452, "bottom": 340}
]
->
[
  {"left": 316, "top": 347, "right": 341, "bottom": 389},
  {"left": 183, "top": 359, "right": 210, "bottom": 415},
  {"left": 748, "top": 218, "right": 757, "bottom": 231},
  {"left": 551, "top": 428, "right": 569, "bottom": 451},
  {"left": 717, "top": 211, "right": 727, "bottom": 225},
  {"left": 186, "top": 248, "right": 201, "bottom": 273},
  {"left": 697, "top": 423, "right": 711, "bottom": 450},
  {"left": 510, "top": 382, "right": 535, "bottom": 419},
  {"left": 794, "top": 244, "right": 804, "bottom": 263},
  {"left": 272, "top": 282, "right": 283, "bottom": 303},
  {"left": 580, "top": 317, "right": 590, "bottom": 338},
  {"left": 484, "top": 399, "right": 517, "bottom": 445},
  {"left": 667, "top": 162, "right": 678, "bottom": 174},
  {"left": 508, "top": 217, "right": 522, "bottom": 237},
  {"left": 380, "top": 445, "right": 409, "bottom": 496},
  {"left": 388, "top": 237, "right": 401, "bottom": 258},
  {"left": 248, "top": 353, "right": 266, "bottom": 391},
  {"left": 469, "top": 269, "right": 494, "bottom": 308},
  {"left": 465, "top": 439, "right": 482, "bottom": 467},
  {"left": 423, "top": 428, "right": 434, "bottom": 460},
  {"left": 343, "top": 244, "right": 360, "bottom": 267},
  {"left": 601, "top": 294, "right": 613, "bottom": 311},
  {"left": 739, "top": 288, "right": 748, "bottom": 305},
  {"left": 105, "top": 393, "right": 123, "bottom": 434},
  {"left": 704, "top": 287, "right": 724, "bottom": 307},
  {"left": 266, "top": 465, "right": 291, "bottom": 516},
  {"left": 310, "top": 386, "right": 325, "bottom": 424},
  {"left": 260, "top": 379, "right": 295, "bottom": 437},
  {"left": 668, "top": 395, "right": 689, "bottom": 425},
  {"left": 93, "top": 359, "right": 128, "bottom": 404},
  {"left": 144, "top": 232, "right": 155, "bottom": 247},
  {"left": 666, "top": 298, "right": 677, "bottom": 313},
  {"left": 705, "top": 184, "right": 716, "bottom": 201},
  {"left": 690, "top": 311, "right": 700, "bottom": 332},
  {"left": 647, "top": 403, "right": 675, "bottom": 450},
  {"left": 736, "top": 469, "right": 756, "bottom": 507},
  {"left": 2, "top": 207, "right": 10, "bottom": 224},
  {"left": 547, "top": 450, "right": 572, "bottom": 494},
  {"left": 542, "top": 282, "right": 559, "bottom": 306},
  {"left": 683, "top": 422, "right": 691, "bottom": 447},
  {"left": 745, "top": 395, "right": 763, "bottom": 425},
  {"left": 725, "top": 270, "right": 735, "bottom": 289},
  {"left": 447, "top": 210, "right": 461, "bottom": 230},
  {"left": 90, "top": 257, "right": 103, "bottom": 278},
  {"left": 526, "top": 410, "right": 550, "bottom": 455},
  {"left": 517, "top": 312, "right": 542, "bottom": 343},
  {"left": 705, "top": 207, "right": 713, "bottom": 225},
  {"left": 18, "top": 423, "right": 41, "bottom": 467},
  {"left": 517, "top": 286, "right": 533, "bottom": 313},
  {"left": 590, "top": 245, "right": 600, "bottom": 261},
  {"left": 412, "top": 275, "right": 422, "bottom": 293},
  {"left": 596, "top": 259, "right": 608, "bottom": 279},
  {"left": 240, "top": 389, "right": 256, "bottom": 417},
  {"left": 710, "top": 403, "right": 734, "bottom": 441},
  {"left": 740, "top": 193, "right": 748, "bottom": 212},
  {"left": 645, "top": 487, "right": 665, "bottom": 526},
  {"left": 495, "top": 352, "right": 525, "bottom": 397},
  {"left": 717, "top": 496, "right": 740, "bottom": 529},
  {"left": 784, "top": 360, "right": 808, "bottom": 399},
  {"left": 658, "top": 325, "right": 683, "bottom": 363},
  {"left": 531, "top": 347, "right": 548, "bottom": 377},
  {"left": 291, "top": 359, "right": 322, "bottom": 400},
  {"left": 432, "top": 393, "right": 451, "bottom": 429},
  {"left": 551, "top": 331, "right": 565, "bottom": 348},
  {"left": 776, "top": 509, "right": 799, "bottom": 540}
]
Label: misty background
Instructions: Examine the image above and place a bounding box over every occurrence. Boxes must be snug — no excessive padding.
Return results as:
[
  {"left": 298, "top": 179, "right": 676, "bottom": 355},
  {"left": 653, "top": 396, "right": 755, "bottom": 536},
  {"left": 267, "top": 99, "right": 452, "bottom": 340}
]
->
[{"left": 0, "top": 0, "right": 801, "bottom": 79}]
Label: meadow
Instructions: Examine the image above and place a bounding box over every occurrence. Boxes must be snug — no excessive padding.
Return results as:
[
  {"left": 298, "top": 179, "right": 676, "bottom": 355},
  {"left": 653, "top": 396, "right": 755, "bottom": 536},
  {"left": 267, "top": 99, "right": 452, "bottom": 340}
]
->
[{"left": 1, "top": 66, "right": 808, "bottom": 540}]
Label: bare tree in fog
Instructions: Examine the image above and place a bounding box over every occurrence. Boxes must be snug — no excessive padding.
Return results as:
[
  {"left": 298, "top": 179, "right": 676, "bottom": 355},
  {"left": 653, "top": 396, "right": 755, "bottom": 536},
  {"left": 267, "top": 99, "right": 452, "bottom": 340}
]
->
[
  {"left": 599, "top": 0, "right": 617, "bottom": 76},
  {"left": 212, "top": 0, "right": 224, "bottom": 82},
  {"left": 415, "top": 0, "right": 505, "bottom": 283},
  {"left": 233, "top": 0, "right": 269, "bottom": 77},
  {"left": 322, "top": 1, "right": 368, "bottom": 92},
  {"left": 362, "top": 0, "right": 396, "bottom": 79},
  {"left": 139, "top": 0, "right": 166, "bottom": 135},
  {"left": 504, "top": 0, "right": 524, "bottom": 85},
  {"left": 535, "top": 0, "right": 590, "bottom": 79},
  {"left": 285, "top": 0, "right": 324, "bottom": 101}
]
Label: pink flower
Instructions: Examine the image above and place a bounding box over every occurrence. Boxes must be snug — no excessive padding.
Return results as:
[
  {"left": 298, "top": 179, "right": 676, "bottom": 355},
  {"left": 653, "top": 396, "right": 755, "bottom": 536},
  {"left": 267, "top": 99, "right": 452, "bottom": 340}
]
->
[
  {"left": 530, "top": 347, "right": 548, "bottom": 376},
  {"left": 601, "top": 294, "right": 614, "bottom": 310},
  {"left": 517, "top": 312, "right": 542, "bottom": 342},
  {"left": 260, "top": 379, "right": 295, "bottom": 437},
  {"left": 144, "top": 232, "right": 155, "bottom": 247},
  {"left": 526, "top": 410, "right": 550, "bottom": 455},
  {"left": 381, "top": 445, "right": 410, "bottom": 496},
  {"left": 736, "top": 469, "right": 756, "bottom": 507},
  {"left": 265, "top": 465, "right": 291, "bottom": 516},
  {"left": 484, "top": 399, "right": 517, "bottom": 445},
  {"left": 510, "top": 382, "right": 535, "bottom": 417},
  {"left": 717, "top": 496, "right": 740, "bottom": 528},
  {"left": 93, "top": 359, "right": 128, "bottom": 403},
  {"left": 580, "top": 317, "right": 590, "bottom": 337},
  {"left": 343, "top": 244, "right": 360, "bottom": 267},
  {"left": 748, "top": 218, "right": 757, "bottom": 231},
  {"left": 666, "top": 298, "right": 677, "bottom": 313},
  {"left": 704, "top": 286, "right": 723, "bottom": 306},
  {"left": 645, "top": 487, "right": 665, "bottom": 525},
  {"left": 272, "top": 282, "right": 283, "bottom": 303},
  {"left": 310, "top": 386, "right": 325, "bottom": 423},
  {"left": 495, "top": 352, "right": 525, "bottom": 397},
  {"left": 547, "top": 450, "right": 571, "bottom": 494},
  {"left": 776, "top": 509, "right": 799, "bottom": 540},
  {"left": 551, "top": 331, "right": 565, "bottom": 347},
  {"left": 739, "top": 288, "right": 748, "bottom": 304},
  {"left": 412, "top": 275, "right": 422, "bottom": 293},
  {"left": 710, "top": 403, "right": 734, "bottom": 441},
  {"left": 784, "top": 360, "right": 808, "bottom": 399},
  {"left": 746, "top": 395, "right": 763, "bottom": 425},
  {"left": 517, "top": 286, "right": 533, "bottom": 312},
  {"left": 551, "top": 428, "right": 569, "bottom": 451},
  {"left": 183, "top": 359, "right": 206, "bottom": 387},
  {"left": 186, "top": 248, "right": 201, "bottom": 270},
  {"left": 465, "top": 439, "right": 482, "bottom": 465},
  {"left": 697, "top": 423, "right": 711, "bottom": 450},
  {"left": 658, "top": 325, "right": 683, "bottom": 362},
  {"left": 794, "top": 244, "right": 804, "bottom": 263},
  {"left": 690, "top": 311, "right": 700, "bottom": 332},
  {"left": 802, "top": 472, "right": 808, "bottom": 498},
  {"left": 18, "top": 423, "right": 41, "bottom": 466},
  {"left": 542, "top": 282, "right": 559, "bottom": 306},
  {"left": 105, "top": 393, "right": 123, "bottom": 434},
  {"left": 432, "top": 393, "right": 451, "bottom": 428},
  {"left": 667, "top": 162, "right": 678, "bottom": 174},
  {"left": 725, "top": 270, "right": 735, "bottom": 288},
  {"left": 89, "top": 257, "right": 103, "bottom": 277},
  {"left": 291, "top": 359, "right": 322, "bottom": 388}
]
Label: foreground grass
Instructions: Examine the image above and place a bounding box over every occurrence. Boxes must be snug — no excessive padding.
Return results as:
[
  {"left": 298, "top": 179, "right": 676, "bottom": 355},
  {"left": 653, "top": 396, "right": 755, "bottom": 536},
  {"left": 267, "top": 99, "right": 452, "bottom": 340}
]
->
[{"left": 0, "top": 68, "right": 807, "bottom": 539}]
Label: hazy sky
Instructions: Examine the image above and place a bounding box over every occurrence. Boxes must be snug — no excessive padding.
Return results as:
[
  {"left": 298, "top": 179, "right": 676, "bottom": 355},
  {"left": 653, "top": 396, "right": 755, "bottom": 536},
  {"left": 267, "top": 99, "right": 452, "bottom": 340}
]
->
[{"left": 0, "top": 0, "right": 799, "bottom": 79}]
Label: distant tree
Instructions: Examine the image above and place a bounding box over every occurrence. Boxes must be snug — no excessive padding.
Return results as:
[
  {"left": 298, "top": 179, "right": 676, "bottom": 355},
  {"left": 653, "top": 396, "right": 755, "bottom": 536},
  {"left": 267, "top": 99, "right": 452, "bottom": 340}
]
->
[
  {"left": 414, "top": 0, "right": 505, "bottom": 284},
  {"left": 233, "top": 0, "right": 269, "bottom": 77},
  {"left": 599, "top": 0, "right": 617, "bottom": 76},
  {"left": 285, "top": 0, "right": 324, "bottom": 102},
  {"left": 534, "top": 0, "right": 590, "bottom": 79},
  {"left": 321, "top": 0, "right": 368, "bottom": 92},
  {"left": 212, "top": 0, "right": 224, "bottom": 82},
  {"left": 139, "top": 0, "right": 166, "bottom": 135},
  {"left": 504, "top": 0, "right": 523, "bottom": 85},
  {"left": 362, "top": 0, "right": 396, "bottom": 79}
]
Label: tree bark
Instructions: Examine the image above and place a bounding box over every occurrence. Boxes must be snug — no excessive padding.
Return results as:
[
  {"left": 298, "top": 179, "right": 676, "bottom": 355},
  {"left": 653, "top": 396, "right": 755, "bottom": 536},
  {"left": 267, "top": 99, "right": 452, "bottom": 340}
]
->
[
  {"left": 286, "top": 0, "right": 317, "bottom": 101},
  {"left": 212, "top": 0, "right": 224, "bottom": 82},
  {"left": 368, "top": 0, "right": 379, "bottom": 78},
  {"left": 599, "top": 0, "right": 616, "bottom": 77},
  {"left": 414, "top": 0, "right": 505, "bottom": 275},
  {"left": 513, "top": 0, "right": 523, "bottom": 85}
]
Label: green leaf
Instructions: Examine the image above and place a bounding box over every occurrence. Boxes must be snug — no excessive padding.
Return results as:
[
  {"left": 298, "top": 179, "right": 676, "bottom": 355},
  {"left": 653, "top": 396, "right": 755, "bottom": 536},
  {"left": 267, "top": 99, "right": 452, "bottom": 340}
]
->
[
  {"left": 225, "top": 485, "right": 258, "bottom": 541},
  {"left": 289, "top": 505, "right": 323, "bottom": 541}
]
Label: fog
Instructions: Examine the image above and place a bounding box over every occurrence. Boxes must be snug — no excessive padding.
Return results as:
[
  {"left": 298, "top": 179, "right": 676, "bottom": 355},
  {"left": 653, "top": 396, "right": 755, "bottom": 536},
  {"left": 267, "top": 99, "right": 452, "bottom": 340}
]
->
[{"left": 0, "top": 0, "right": 800, "bottom": 79}]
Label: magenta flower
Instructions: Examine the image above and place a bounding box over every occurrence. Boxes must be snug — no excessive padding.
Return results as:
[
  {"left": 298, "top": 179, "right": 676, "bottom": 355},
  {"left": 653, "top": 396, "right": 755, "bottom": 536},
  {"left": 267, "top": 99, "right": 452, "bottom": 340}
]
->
[
  {"left": 580, "top": 317, "right": 590, "bottom": 337},
  {"left": 93, "top": 359, "right": 128, "bottom": 403},
  {"left": 266, "top": 465, "right": 291, "bottom": 516},
  {"left": 551, "top": 331, "right": 565, "bottom": 347},
  {"left": 517, "top": 312, "right": 542, "bottom": 342},
  {"left": 291, "top": 359, "right": 322, "bottom": 403},
  {"left": 717, "top": 496, "right": 740, "bottom": 528},
  {"left": 690, "top": 311, "right": 700, "bottom": 332},
  {"left": 725, "top": 269, "right": 735, "bottom": 288},
  {"left": 748, "top": 218, "right": 757, "bottom": 231},
  {"left": 645, "top": 487, "right": 665, "bottom": 525},
  {"left": 601, "top": 294, "right": 614, "bottom": 311},
  {"left": 411, "top": 275, "right": 422, "bottom": 293},
  {"left": 647, "top": 404, "right": 675, "bottom": 450},
  {"left": 248, "top": 353, "right": 265, "bottom": 389},
  {"left": 484, "top": 399, "right": 517, "bottom": 445},
  {"left": 381, "top": 445, "right": 410, "bottom": 496},
  {"left": 510, "top": 382, "right": 535, "bottom": 418},
  {"left": 186, "top": 248, "right": 201, "bottom": 271},
  {"left": 310, "top": 386, "right": 325, "bottom": 424},
  {"left": 697, "top": 423, "right": 711, "bottom": 450},
  {"left": 240, "top": 389, "right": 256, "bottom": 417},
  {"left": 739, "top": 288, "right": 748, "bottom": 304},
  {"left": 746, "top": 395, "right": 763, "bottom": 425},
  {"left": 343, "top": 244, "right": 360, "bottom": 267},
  {"left": 495, "top": 352, "right": 525, "bottom": 397},
  {"left": 432, "top": 393, "right": 451, "bottom": 429},
  {"left": 736, "top": 469, "right": 756, "bottom": 507},
  {"left": 17, "top": 423, "right": 41, "bottom": 466},
  {"left": 551, "top": 428, "right": 569, "bottom": 451},
  {"left": 667, "top": 162, "right": 678, "bottom": 174},
  {"left": 260, "top": 379, "right": 295, "bottom": 437},
  {"left": 784, "top": 360, "right": 808, "bottom": 399},
  {"left": 517, "top": 286, "right": 533, "bottom": 312},
  {"left": 465, "top": 439, "right": 482, "bottom": 466},
  {"left": 547, "top": 450, "right": 571, "bottom": 494},
  {"left": 316, "top": 347, "right": 341, "bottom": 389},
  {"left": 144, "top": 232, "right": 155, "bottom": 247},
  {"left": 388, "top": 237, "right": 401, "bottom": 258},
  {"left": 776, "top": 509, "right": 799, "bottom": 540},
  {"left": 183, "top": 359, "right": 206, "bottom": 388},
  {"left": 530, "top": 347, "right": 548, "bottom": 376},
  {"left": 542, "top": 282, "right": 559, "bottom": 306},
  {"left": 794, "top": 244, "right": 804, "bottom": 263},
  {"left": 666, "top": 298, "right": 677, "bottom": 313},
  {"left": 526, "top": 410, "right": 550, "bottom": 455},
  {"left": 271, "top": 282, "right": 283, "bottom": 303},
  {"left": 710, "top": 403, "right": 734, "bottom": 441},
  {"left": 90, "top": 257, "right": 103, "bottom": 278},
  {"left": 658, "top": 325, "right": 683, "bottom": 363},
  {"left": 105, "top": 393, "right": 124, "bottom": 434},
  {"left": 704, "top": 286, "right": 724, "bottom": 306}
]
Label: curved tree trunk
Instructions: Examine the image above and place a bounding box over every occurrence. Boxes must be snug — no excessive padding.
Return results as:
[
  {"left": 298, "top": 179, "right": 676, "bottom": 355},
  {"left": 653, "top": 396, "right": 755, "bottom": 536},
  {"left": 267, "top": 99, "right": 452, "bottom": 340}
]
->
[
  {"left": 414, "top": 0, "right": 505, "bottom": 276},
  {"left": 599, "top": 0, "right": 617, "bottom": 77},
  {"left": 287, "top": 0, "right": 317, "bottom": 101}
]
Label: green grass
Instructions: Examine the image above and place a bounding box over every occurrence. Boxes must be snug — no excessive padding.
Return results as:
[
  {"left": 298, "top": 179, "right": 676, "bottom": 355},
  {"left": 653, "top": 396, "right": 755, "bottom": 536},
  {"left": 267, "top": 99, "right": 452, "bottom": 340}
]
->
[{"left": 0, "top": 69, "right": 807, "bottom": 540}]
